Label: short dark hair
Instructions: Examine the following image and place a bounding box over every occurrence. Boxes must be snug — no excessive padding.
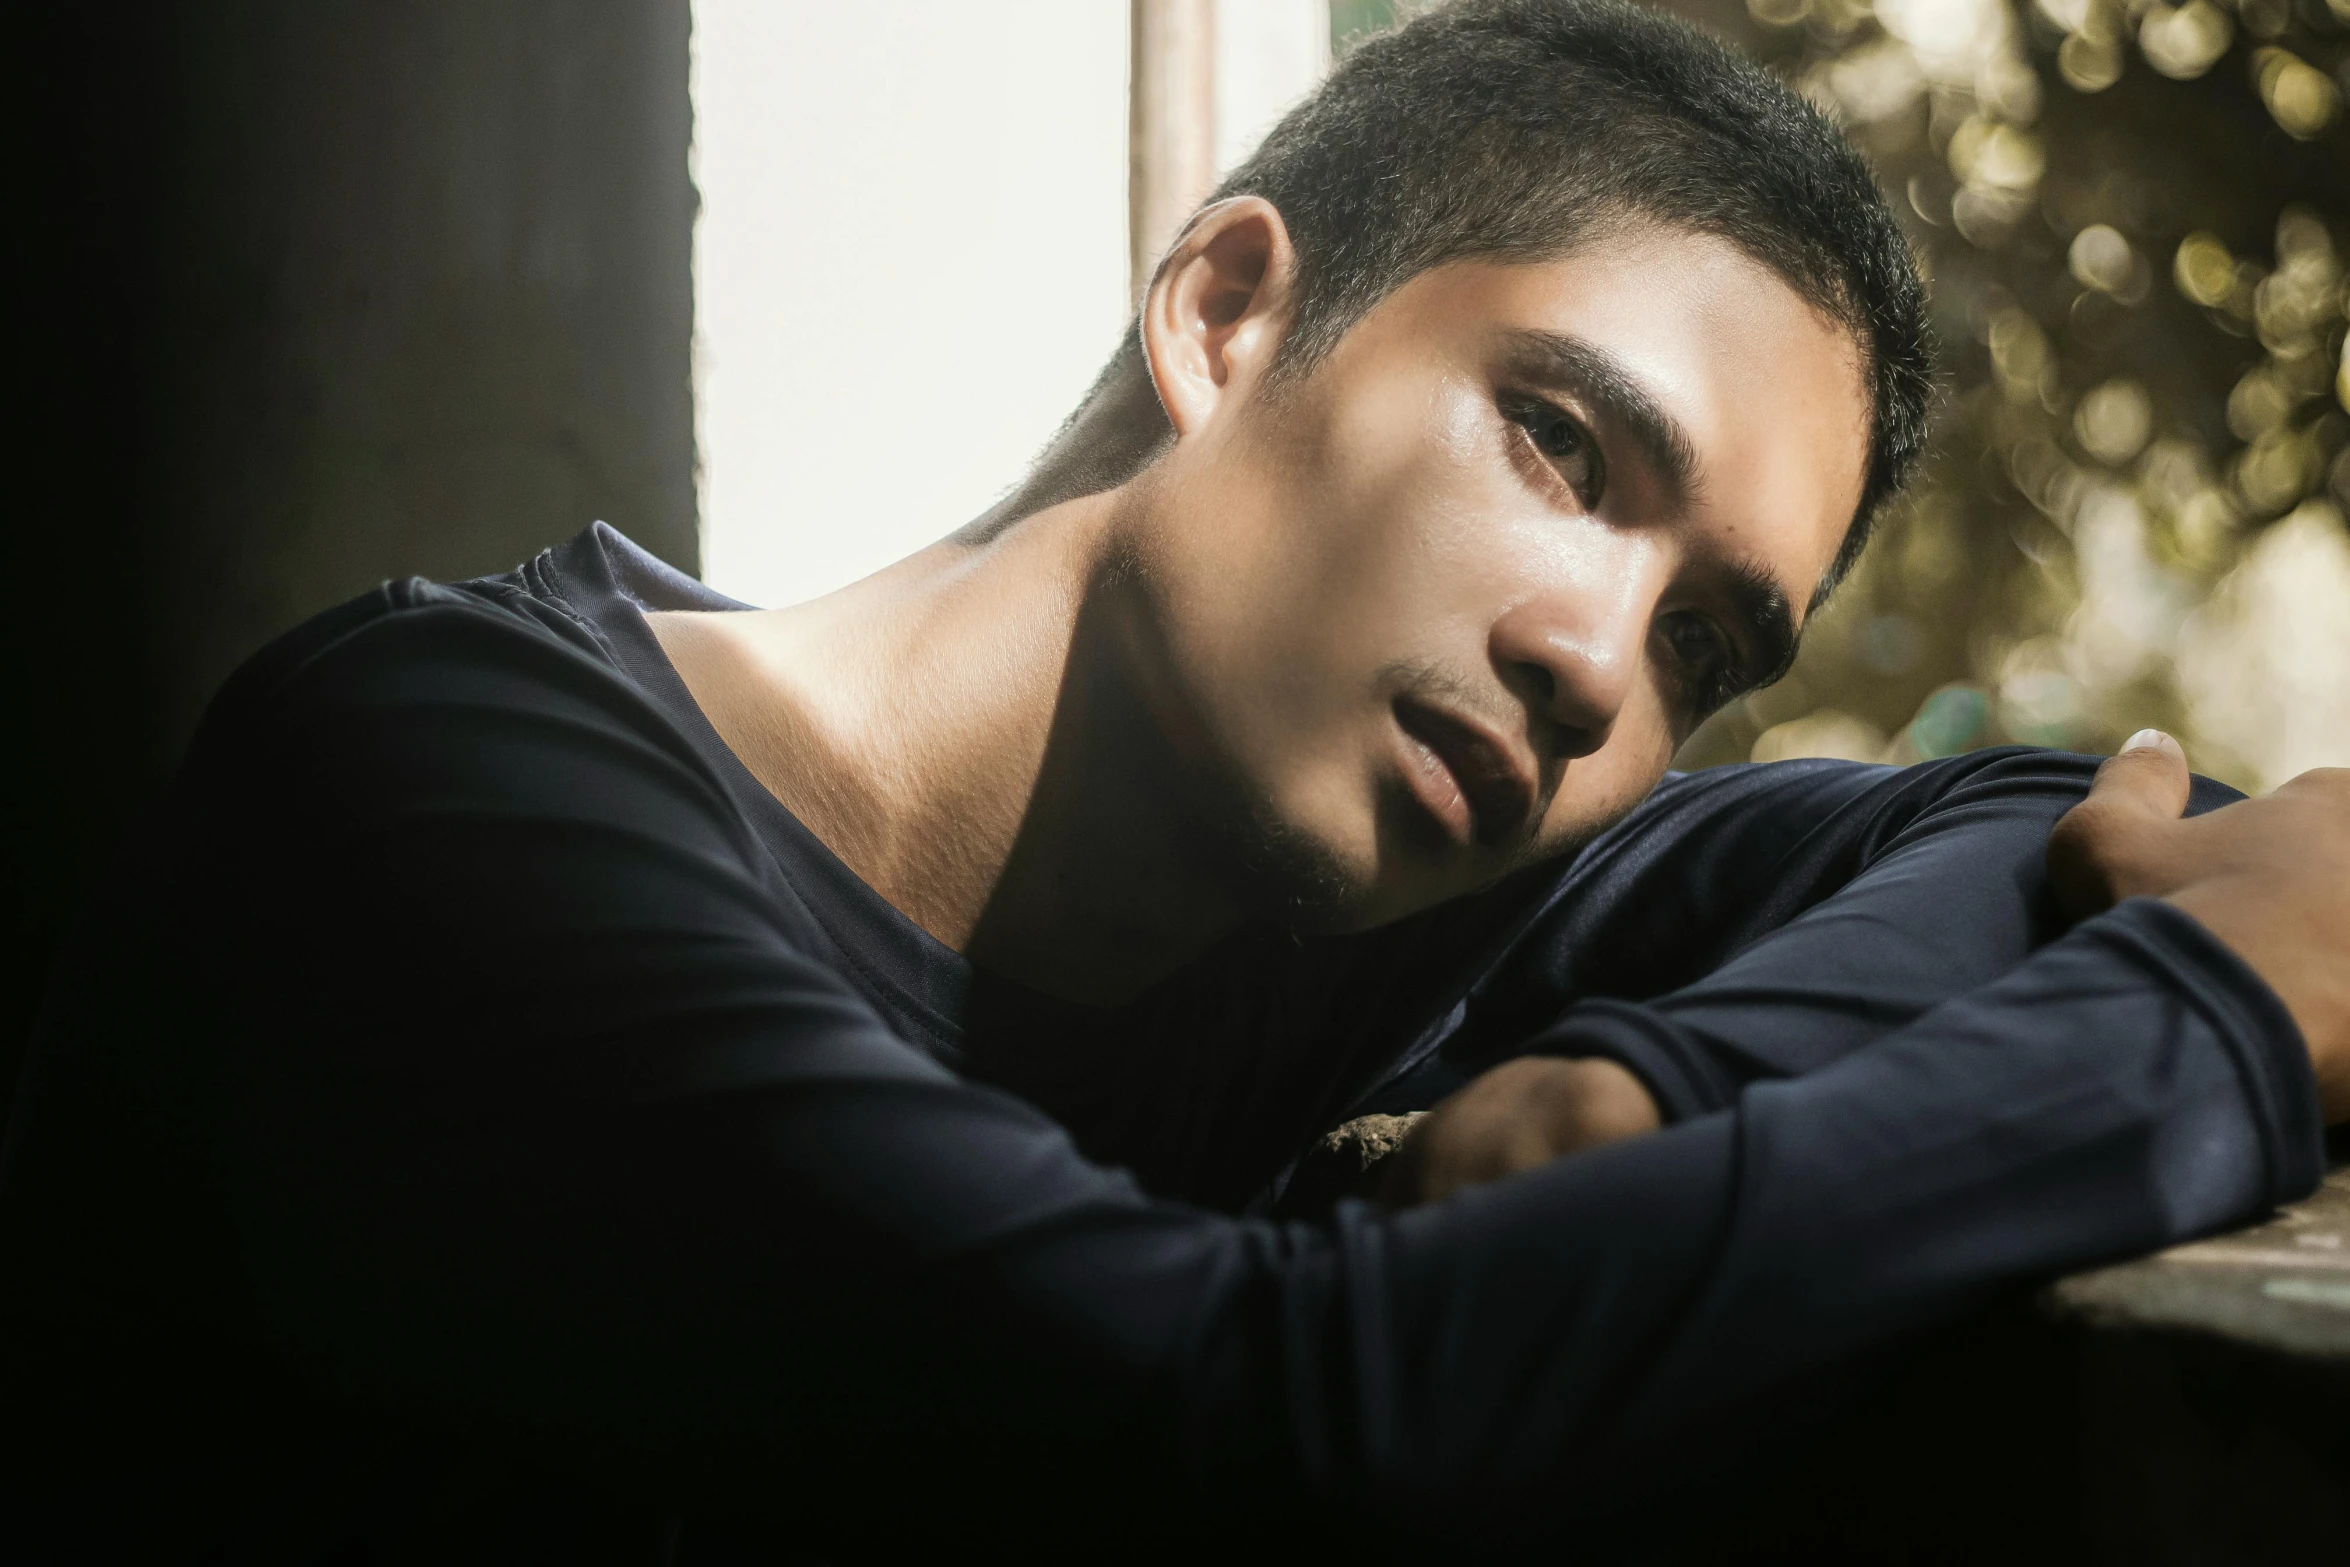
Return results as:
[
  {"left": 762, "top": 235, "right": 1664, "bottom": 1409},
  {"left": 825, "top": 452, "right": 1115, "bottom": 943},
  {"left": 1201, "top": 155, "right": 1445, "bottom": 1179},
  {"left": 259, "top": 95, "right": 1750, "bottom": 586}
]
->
[{"left": 1016, "top": 0, "right": 1934, "bottom": 595}]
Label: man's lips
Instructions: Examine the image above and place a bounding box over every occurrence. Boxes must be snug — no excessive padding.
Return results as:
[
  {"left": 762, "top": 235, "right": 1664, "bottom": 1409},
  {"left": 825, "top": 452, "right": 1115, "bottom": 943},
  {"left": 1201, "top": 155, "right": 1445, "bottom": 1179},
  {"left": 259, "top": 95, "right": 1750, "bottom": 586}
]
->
[{"left": 1392, "top": 697, "right": 1539, "bottom": 848}]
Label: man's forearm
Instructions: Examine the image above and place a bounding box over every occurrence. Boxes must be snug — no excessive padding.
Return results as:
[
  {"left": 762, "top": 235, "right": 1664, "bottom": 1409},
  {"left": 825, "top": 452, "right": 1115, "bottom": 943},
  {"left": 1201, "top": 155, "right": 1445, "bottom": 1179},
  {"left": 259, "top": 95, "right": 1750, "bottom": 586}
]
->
[{"left": 1304, "top": 898, "right": 2319, "bottom": 1547}]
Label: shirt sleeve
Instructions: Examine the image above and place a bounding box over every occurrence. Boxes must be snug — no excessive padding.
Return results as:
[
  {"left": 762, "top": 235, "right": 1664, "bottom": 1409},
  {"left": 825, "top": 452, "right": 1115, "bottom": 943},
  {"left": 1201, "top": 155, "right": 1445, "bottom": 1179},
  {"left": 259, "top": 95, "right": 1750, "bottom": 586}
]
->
[
  {"left": 1419, "top": 751, "right": 2270, "bottom": 1119},
  {"left": 178, "top": 599, "right": 2324, "bottom": 1558}
]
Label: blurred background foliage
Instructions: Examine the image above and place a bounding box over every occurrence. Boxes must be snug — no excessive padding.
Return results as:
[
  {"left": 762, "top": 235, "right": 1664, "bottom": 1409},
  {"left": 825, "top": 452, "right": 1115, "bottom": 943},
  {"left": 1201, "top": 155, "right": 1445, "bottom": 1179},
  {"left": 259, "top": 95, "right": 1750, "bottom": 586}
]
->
[{"left": 1664, "top": 0, "right": 2350, "bottom": 791}]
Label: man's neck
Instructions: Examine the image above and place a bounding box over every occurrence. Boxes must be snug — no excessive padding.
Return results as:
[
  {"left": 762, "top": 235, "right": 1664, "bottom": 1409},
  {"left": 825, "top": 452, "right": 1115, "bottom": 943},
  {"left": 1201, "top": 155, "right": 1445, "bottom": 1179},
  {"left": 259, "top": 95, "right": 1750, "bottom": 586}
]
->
[{"left": 646, "top": 490, "right": 1246, "bottom": 1005}]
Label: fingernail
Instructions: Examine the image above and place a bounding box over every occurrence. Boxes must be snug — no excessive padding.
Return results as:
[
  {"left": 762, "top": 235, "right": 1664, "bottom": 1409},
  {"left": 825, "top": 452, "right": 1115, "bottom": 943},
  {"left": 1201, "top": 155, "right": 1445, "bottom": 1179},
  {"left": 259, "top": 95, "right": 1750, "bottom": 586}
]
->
[{"left": 2122, "top": 728, "right": 2171, "bottom": 754}]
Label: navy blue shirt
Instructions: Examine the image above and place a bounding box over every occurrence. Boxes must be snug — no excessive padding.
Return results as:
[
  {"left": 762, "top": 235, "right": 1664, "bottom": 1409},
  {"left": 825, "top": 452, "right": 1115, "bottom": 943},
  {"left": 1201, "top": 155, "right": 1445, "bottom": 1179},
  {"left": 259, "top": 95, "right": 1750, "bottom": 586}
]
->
[{"left": 1, "top": 524, "right": 2323, "bottom": 1562}]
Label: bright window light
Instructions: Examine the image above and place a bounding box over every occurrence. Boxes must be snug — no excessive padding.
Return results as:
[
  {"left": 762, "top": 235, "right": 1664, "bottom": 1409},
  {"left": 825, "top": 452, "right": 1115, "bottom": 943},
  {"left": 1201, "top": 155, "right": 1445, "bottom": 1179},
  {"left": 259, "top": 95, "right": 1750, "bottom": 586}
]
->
[
  {"left": 691, "top": 2, "right": 1131, "bottom": 607},
  {"left": 692, "top": 2, "right": 1329, "bottom": 608}
]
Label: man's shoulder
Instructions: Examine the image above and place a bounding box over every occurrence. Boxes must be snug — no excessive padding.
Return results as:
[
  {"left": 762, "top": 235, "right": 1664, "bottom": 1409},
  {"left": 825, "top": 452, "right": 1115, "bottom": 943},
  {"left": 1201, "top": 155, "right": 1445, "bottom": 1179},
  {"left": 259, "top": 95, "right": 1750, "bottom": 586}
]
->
[
  {"left": 163, "top": 538, "right": 752, "bottom": 886},
  {"left": 188, "top": 544, "right": 669, "bottom": 781},
  {"left": 131, "top": 539, "right": 827, "bottom": 1007}
]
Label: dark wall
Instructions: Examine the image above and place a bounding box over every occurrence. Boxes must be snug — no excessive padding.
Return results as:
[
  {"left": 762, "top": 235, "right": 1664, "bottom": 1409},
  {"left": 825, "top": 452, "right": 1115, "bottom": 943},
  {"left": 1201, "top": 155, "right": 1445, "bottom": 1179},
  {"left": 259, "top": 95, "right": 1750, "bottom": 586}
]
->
[{"left": 5, "top": 3, "right": 697, "bottom": 1111}]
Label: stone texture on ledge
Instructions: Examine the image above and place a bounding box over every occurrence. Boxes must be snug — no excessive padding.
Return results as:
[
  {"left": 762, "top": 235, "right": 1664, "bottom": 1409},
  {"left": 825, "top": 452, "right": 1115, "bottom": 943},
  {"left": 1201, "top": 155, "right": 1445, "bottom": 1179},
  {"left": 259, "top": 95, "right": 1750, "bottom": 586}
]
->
[
  {"left": 2049, "top": 1165, "right": 2350, "bottom": 1359},
  {"left": 2043, "top": 1161, "right": 2350, "bottom": 1564}
]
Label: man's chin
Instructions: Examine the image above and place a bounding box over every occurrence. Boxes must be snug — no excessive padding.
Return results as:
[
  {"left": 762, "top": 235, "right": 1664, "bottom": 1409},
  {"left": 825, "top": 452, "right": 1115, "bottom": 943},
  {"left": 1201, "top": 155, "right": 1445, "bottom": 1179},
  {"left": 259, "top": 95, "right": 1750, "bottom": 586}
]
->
[
  {"left": 1167, "top": 762, "right": 1372, "bottom": 934},
  {"left": 1214, "top": 776, "right": 1494, "bottom": 936},
  {"left": 1344, "top": 775, "right": 1657, "bottom": 932},
  {"left": 1181, "top": 757, "right": 1525, "bottom": 935},
  {"left": 1221, "top": 806, "right": 1376, "bottom": 935}
]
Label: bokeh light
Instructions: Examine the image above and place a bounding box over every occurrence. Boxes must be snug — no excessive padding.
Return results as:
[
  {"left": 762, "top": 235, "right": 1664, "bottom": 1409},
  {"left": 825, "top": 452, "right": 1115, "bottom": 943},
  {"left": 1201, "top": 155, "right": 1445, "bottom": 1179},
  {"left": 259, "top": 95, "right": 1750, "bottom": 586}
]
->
[{"left": 1697, "top": 0, "right": 2350, "bottom": 793}]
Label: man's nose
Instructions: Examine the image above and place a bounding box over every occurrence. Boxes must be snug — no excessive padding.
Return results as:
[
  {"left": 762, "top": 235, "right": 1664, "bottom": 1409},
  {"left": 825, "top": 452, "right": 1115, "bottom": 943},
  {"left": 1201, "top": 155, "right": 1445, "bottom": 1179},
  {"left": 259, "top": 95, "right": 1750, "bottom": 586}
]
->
[{"left": 1487, "top": 587, "right": 1647, "bottom": 762}]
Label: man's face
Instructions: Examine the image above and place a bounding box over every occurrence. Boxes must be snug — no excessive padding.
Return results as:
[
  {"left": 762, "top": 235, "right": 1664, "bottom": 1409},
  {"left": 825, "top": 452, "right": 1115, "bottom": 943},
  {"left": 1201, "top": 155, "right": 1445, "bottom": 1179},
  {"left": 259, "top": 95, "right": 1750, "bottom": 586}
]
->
[{"left": 1124, "top": 225, "right": 1872, "bottom": 930}]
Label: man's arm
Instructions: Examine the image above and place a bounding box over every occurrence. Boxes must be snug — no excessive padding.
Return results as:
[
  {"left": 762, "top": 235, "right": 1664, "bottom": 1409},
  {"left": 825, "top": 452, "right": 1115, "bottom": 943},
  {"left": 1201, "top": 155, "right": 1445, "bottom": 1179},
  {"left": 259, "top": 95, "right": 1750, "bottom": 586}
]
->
[
  {"left": 1290, "top": 749, "right": 2115, "bottom": 1206},
  {"left": 1391, "top": 748, "right": 2245, "bottom": 1113},
  {"left": 154, "top": 608, "right": 2332, "bottom": 1557},
  {"left": 1378, "top": 737, "right": 2347, "bottom": 1207}
]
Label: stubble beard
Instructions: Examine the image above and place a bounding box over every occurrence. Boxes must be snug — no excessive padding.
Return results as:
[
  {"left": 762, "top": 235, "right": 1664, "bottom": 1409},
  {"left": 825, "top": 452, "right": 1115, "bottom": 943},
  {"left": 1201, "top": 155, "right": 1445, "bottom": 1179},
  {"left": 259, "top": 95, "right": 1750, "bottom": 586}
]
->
[{"left": 1180, "top": 757, "right": 1374, "bottom": 938}]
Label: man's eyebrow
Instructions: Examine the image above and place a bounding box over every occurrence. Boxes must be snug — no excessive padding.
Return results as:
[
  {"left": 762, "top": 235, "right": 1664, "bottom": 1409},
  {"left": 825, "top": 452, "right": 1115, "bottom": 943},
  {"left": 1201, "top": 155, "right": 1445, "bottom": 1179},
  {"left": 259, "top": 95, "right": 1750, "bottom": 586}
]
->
[
  {"left": 1723, "top": 556, "right": 1801, "bottom": 689},
  {"left": 1496, "top": 328, "right": 1700, "bottom": 500}
]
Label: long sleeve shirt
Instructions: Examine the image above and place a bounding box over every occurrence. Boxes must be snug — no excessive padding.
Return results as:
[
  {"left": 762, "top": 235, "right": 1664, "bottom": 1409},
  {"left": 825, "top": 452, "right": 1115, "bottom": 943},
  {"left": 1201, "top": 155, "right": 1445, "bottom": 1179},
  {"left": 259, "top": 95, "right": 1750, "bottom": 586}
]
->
[{"left": 0, "top": 523, "right": 2322, "bottom": 1564}]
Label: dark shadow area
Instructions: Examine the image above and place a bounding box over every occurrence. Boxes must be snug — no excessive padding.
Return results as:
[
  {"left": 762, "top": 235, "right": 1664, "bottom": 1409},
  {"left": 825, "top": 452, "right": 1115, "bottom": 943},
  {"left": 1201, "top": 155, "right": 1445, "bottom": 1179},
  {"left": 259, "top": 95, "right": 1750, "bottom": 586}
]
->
[
  {"left": 1672, "top": 1297, "right": 2094, "bottom": 1565},
  {"left": 3, "top": 2, "right": 699, "bottom": 1127}
]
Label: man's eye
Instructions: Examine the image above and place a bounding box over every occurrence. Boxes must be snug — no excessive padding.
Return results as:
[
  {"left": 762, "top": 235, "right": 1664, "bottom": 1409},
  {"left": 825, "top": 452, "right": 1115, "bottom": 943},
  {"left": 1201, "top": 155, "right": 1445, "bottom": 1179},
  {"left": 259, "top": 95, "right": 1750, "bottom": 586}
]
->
[
  {"left": 1526, "top": 406, "right": 1582, "bottom": 459},
  {"left": 1506, "top": 399, "right": 1604, "bottom": 509},
  {"left": 1662, "top": 612, "right": 1744, "bottom": 717}
]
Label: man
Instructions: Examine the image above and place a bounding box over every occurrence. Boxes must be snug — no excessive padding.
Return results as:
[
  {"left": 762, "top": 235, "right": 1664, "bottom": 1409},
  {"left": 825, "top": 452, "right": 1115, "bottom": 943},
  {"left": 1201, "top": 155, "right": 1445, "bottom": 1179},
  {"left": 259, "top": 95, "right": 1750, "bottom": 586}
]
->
[{"left": 5, "top": 1, "right": 2346, "bottom": 1560}]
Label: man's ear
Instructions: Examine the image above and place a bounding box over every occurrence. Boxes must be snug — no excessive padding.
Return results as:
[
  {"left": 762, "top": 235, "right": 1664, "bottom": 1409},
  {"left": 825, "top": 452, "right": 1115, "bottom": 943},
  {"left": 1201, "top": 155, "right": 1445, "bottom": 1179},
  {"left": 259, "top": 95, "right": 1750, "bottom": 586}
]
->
[{"left": 1140, "top": 196, "right": 1296, "bottom": 440}]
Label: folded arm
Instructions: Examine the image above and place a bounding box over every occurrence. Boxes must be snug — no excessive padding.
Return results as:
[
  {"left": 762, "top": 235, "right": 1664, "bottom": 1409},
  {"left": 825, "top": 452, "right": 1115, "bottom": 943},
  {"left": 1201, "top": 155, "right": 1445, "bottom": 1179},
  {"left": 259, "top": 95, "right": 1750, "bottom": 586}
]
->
[{"left": 1375, "top": 739, "right": 2347, "bottom": 1216}]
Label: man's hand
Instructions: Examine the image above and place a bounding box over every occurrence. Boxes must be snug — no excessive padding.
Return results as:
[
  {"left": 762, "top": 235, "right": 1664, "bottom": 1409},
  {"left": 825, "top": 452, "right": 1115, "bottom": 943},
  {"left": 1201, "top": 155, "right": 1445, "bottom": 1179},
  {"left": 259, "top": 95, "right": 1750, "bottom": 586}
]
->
[
  {"left": 2047, "top": 730, "right": 2350, "bottom": 1121},
  {"left": 1379, "top": 1056, "right": 1661, "bottom": 1207}
]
